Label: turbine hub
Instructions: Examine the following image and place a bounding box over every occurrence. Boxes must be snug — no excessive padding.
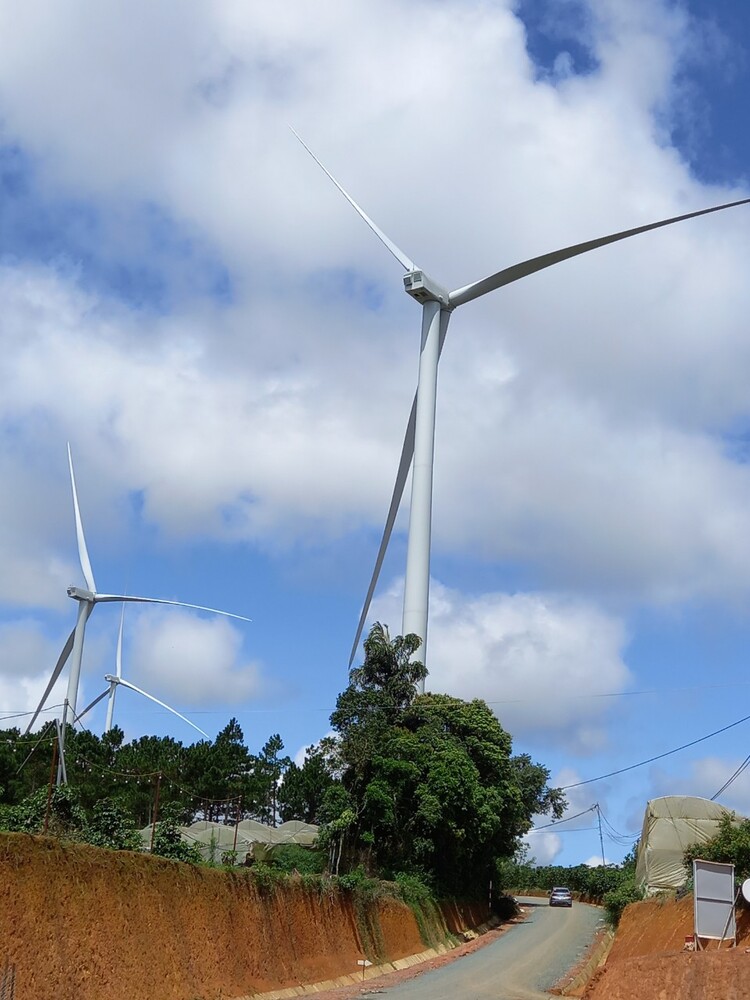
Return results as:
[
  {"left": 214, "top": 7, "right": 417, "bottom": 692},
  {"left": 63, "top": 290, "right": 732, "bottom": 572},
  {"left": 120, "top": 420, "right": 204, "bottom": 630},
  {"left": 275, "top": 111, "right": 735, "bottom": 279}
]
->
[{"left": 403, "top": 270, "right": 449, "bottom": 306}]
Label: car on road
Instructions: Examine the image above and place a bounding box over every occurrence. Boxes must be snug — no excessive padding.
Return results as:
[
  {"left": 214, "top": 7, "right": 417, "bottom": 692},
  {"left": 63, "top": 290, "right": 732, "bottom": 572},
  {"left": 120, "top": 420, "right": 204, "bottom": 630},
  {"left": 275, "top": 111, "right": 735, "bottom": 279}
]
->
[{"left": 549, "top": 886, "right": 573, "bottom": 907}]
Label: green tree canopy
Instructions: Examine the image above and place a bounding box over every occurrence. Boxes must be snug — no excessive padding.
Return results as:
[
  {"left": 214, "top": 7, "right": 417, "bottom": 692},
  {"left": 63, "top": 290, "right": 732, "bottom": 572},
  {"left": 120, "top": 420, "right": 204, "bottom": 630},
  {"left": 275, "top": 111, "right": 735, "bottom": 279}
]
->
[{"left": 326, "top": 622, "right": 564, "bottom": 894}]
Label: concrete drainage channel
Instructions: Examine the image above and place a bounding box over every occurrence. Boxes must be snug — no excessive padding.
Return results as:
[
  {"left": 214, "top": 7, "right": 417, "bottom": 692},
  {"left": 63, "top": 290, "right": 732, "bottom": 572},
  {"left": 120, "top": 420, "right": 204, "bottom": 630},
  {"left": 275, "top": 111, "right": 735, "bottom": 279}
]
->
[
  {"left": 240, "top": 918, "right": 500, "bottom": 1000},
  {"left": 553, "top": 927, "right": 615, "bottom": 997}
]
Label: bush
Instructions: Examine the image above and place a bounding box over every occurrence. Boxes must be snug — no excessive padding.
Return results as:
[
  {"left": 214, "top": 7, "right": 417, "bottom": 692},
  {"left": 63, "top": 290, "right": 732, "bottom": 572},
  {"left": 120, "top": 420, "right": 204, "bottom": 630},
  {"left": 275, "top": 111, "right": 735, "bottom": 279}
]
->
[
  {"left": 393, "top": 871, "right": 433, "bottom": 907},
  {"left": 684, "top": 815, "right": 750, "bottom": 881},
  {"left": 491, "top": 893, "right": 519, "bottom": 921},
  {"left": 86, "top": 798, "right": 142, "bottom": 852},
  {"left": 150, "top": 816, "right": 203, "bottom": 864},
  {"left": 271, "top": 844, "right": 326, "bottom": 875},
  {"left": 603, "top": 876, "right": 644, "bottom": 926}
]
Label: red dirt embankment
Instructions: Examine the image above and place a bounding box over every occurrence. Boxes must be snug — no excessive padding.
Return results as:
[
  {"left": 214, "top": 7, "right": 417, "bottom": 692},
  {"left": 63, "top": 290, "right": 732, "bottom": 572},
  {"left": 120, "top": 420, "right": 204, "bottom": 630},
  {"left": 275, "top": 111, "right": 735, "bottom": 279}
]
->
[
  {"left": 584, "top": 896, "right": 750, "bottom": 1000},
  {"left": 0, "top": 833, "right": 488, "bottom": 1000}
]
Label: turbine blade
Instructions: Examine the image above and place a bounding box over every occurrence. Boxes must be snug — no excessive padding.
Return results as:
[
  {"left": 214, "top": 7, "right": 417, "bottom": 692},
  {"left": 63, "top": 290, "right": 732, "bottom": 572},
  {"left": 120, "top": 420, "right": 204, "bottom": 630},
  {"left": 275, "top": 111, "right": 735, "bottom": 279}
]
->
[
  {"left": 24, "top": 628, "right": 76, "bottom": 734},
  {"left": 116, "top": 604, "right": 125, "bottom": 679},
  {"left": 115, "top": 677, "right": 209, "bottom": 739},
  {"left": 94, "top": 595, "right": 251, "bottom": 623},
  {"left": 67, "top": 443, "right": 97, "bottom": 593},
  {"left": 75, "top": 689, "right": 109, "bottom": 723},
  {"left": 290, "top": 126, "right": 416, "bottom": 272},
  {"left": 449, "top": 197, "right": 750, "bottom": 308},
  {"left": 348, "top": 312, "right": 451, "bottom": 667},
  {"left": 348, "top": 397, "right": 415, "bottom": 668}
]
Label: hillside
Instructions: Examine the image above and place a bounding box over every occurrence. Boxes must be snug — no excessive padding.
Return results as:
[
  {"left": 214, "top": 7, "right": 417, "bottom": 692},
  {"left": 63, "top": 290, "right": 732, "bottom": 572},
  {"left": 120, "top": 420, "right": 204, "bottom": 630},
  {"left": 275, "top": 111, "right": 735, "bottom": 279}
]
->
[
  {"left": 0, "top": 833, "right": 488, "bottom": 1000},
  {"left": 584, "top": 895, "right": 750, "bottom": 999}
]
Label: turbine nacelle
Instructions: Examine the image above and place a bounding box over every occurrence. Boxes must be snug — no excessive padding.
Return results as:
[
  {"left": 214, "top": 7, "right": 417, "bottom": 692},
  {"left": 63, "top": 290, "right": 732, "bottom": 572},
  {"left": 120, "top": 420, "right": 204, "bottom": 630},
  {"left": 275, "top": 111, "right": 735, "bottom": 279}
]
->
[
  {"left": 67, "top": 586, "right": 95, "bottom": 603},
  {"left": 403, "top": 270, "right": 450, "bottom": 307}
]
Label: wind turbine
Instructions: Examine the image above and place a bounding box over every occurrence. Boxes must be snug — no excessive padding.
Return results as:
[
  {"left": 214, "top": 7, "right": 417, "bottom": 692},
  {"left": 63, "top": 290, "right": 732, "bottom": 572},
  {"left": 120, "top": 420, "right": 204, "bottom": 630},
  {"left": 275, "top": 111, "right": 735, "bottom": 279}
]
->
[
  {"left": 75, "top": 606, "right": 209, "bottom": 740},
  {"left": 293, "top": 130, "right": 750, "bottom": 688},
  {"left": 27, "top": 444, "right": 249, "bottom": 767}
]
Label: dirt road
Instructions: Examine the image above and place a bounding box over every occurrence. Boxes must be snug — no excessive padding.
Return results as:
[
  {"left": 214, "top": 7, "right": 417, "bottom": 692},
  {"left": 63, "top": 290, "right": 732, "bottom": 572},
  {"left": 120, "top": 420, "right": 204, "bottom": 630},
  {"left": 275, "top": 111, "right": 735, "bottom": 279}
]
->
[{"left": 365, "top": 897, "right": 605, "bottom": 1000}]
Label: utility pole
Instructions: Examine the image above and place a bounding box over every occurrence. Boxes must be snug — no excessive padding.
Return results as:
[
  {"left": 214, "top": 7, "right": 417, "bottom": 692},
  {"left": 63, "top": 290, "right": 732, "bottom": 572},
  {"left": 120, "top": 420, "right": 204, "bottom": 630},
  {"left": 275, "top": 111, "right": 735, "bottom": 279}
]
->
[
  {"left": 54, "top": 716, "right": 67, "bottom": 786},
  {"left": 43, "top": 729, "right": 59, "bottom": 834},
  {"left": 150, "top": 772, "right": 162, "bottom": 853},
  {"left": 596, "top": 803, "right": 606, "bottom": 867}
]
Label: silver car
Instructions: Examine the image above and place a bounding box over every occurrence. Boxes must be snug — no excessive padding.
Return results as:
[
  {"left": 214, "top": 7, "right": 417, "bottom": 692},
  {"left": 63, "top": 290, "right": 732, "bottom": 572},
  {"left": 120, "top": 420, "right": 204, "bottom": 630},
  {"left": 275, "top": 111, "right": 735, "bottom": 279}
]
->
[{"left": 549, "top": 886, "right": 573, "bottom": 907}]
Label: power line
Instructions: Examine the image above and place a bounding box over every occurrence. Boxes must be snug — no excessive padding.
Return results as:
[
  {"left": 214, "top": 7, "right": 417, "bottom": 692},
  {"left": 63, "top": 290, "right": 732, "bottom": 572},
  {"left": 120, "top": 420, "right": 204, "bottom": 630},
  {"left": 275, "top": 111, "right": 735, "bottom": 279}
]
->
[
  {"left": 530, "top": 804, "right": 598, "bottom": 832},
  {"left": 712, "top": 753, "right": 750, "bottom": 801},
  {"left": 561, "top": 710, "right": 750, "bottom": 790},
  {"left": 0, "top": 704, "right": 64, "bottom": 723}
]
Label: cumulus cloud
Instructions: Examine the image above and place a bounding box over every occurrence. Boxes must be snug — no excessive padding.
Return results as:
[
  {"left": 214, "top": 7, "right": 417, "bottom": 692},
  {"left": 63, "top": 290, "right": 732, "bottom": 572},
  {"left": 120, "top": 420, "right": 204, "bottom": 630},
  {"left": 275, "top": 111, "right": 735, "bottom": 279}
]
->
[
  {"left": 0, "top": 619, "right": 77, "bottom": 726},
  {"left": 0, "top": 0, "right": 749, "bottom": 764},
  {"left": 128, "top": 609, "right": 261, "bottom": 706},
  {"left": 374, "top": 580, "right": 631, "bottom": 751},
  {"left": 523, "top": 828, "right": 562, "bottom": 865},
  {"left": 650, "top": 757, "right": 750, "bottom": 818},
  {"left": 0, "top": 1, "right": 747, "bottom": 617},
  {"left": 584, "top": 854, "right": 610, "bottom": 867}
]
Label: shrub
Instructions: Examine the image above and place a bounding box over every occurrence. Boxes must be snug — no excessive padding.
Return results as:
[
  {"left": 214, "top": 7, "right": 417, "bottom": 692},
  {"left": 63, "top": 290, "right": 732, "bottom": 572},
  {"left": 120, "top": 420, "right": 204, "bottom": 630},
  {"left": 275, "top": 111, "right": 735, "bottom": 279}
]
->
[
  {"left": 684, "top": 815, "right": 750, "bottom": 881},
  {"left": 271, "top": 844, "right": 327, "bottom": 874},
  {"left": 603, "top": 876, "right": 644, "bottom": 925}
]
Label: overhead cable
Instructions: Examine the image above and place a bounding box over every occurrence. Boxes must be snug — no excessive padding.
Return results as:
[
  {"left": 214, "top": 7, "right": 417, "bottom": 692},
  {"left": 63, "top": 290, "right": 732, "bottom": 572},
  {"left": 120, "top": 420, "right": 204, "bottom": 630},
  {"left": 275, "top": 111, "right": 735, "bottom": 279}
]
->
[{"left": 561, "top": 710, "right": 750, "bottom": 790}]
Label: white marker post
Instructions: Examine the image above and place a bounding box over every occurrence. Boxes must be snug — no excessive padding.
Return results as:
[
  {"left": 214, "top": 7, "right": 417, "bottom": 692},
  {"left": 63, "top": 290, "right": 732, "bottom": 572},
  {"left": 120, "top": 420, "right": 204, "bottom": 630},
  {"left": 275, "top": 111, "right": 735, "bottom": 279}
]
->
[{"left": 357, "top": 959, "right": 373, "bottom": 982}]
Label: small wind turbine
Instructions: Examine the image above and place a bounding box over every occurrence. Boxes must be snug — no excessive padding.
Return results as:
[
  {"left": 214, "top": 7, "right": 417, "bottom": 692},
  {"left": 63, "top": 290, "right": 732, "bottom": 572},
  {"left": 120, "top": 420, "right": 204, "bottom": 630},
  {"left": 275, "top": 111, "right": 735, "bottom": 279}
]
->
[
  {"left": 75, "top": 607, "right": 209, "bottom": 740},
  {"left": 293, "top": 130, "right": 750, "bottom": 688},
  {"left": 28, "top": 445, "right": 249, "bottom": 769}
]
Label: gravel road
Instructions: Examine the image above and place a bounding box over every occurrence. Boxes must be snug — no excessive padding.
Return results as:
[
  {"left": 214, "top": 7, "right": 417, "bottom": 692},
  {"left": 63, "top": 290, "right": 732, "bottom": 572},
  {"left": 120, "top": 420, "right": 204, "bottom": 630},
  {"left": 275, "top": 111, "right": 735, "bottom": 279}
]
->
[{"left": 365, "top": 897, "right": 605, "bottom": 1000}]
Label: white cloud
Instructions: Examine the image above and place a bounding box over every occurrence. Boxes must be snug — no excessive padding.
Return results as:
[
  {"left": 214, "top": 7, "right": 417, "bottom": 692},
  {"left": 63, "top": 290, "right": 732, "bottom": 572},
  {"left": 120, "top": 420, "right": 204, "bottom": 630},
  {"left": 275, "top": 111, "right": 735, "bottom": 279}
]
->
[
  {"left": 0, "top": 0, "right": 747, "bottom": 616},
  {"left": 374, "top": 580, "right": 631, "bottom": 751},
  {"left": 292, "top": 731, "right": 335, "bottom": 768},
  {"left": 650, "top": 757, "right": 750, "bottom": 818},
  {"left": 128, "top": 609, "right": 260, "bottom": 706},
  {"left": 0, "top": 619, "right": 75, "bottom": 727},
  {"left": 523, "top": 829, "right": 562, "bottom": 865},
  {"left": 0, "top": 0, "right": 749, "bottom": 763},
  {"left": 584, "top": 854, "right": 610, "bottom": 867}
]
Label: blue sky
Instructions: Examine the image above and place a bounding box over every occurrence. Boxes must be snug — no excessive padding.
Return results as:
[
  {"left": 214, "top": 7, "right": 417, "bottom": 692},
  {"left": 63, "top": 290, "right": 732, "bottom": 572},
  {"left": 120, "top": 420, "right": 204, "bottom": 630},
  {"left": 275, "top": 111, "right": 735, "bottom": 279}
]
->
[{"left": 1, "top": 0, "right": 750, "bottom": 868}]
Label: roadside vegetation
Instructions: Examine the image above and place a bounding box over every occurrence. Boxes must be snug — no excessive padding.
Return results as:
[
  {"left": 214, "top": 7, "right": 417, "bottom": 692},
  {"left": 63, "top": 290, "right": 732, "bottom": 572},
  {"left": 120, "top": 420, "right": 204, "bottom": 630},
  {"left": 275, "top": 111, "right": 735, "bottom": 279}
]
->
[
  {"left": 497, "top": 845, "right": 644, "bottom": 924},
  {"left": 683, "top": 813, "right": 750, "bottom": 882},
  {"left": 0, "top": 622, "right": 564, "bottom": 903}
]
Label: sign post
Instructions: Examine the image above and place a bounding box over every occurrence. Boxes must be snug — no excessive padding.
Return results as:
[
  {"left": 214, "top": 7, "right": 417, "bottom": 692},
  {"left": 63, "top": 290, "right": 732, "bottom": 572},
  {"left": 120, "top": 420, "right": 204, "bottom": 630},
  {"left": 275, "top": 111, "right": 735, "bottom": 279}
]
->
[
  {"left": 357, "top": 959, "right": 373, "bottom": 981},
  {"left": 693, "top": 859, "right": 736, "bottom": 949}
]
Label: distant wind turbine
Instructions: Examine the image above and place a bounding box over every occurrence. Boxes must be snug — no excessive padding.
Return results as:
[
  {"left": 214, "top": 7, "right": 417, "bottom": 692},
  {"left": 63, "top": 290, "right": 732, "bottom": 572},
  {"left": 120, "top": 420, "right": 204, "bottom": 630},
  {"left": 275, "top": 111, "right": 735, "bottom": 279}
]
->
[
  {"left": 28, "top": 445, "right": 249, "bottom": 768},
  {"left": 76, "top": 607, "right": 209, "bottom": 740},
  {"left": 293, "top": 129, "right": 750, "bottom": 689}
]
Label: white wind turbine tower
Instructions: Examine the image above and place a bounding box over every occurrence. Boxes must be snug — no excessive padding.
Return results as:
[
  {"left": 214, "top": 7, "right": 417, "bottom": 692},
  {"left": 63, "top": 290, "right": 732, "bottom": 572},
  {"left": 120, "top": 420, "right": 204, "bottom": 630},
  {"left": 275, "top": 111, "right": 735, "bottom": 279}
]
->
[
  {"left": 293, "top": 130, "right": 750, "bottom": 690},
  {"left": 74, "top": 606, "right": 209, "bottom": 740},
  {"left": 28, "top": 444, "right": 249, "bottom": 771}
]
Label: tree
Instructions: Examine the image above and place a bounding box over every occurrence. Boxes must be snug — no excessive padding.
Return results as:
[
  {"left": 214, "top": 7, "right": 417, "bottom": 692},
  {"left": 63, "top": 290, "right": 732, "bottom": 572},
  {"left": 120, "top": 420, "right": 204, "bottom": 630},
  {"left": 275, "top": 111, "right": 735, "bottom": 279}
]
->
[
  {"left": 184, "top": 718, "right": 253, "bottom": 822},
  {"left": 327, "top": 623, "right": 564, "bottom": 894},
  {"left": 252, "top": 734, "right": 292, "bottom": 826},
  {"left": 684, "top": 814, "right": 750, "bottom": 880},
  {"left": 278, "top": 747, "right": 335, "bottom": 824}
]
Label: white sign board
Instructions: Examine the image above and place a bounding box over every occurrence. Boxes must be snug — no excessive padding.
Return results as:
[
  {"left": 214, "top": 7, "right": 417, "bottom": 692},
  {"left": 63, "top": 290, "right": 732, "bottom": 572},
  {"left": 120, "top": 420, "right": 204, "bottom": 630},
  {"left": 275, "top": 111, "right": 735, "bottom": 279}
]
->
[{"left": 693, "top": 859, "right": 735, "bottom": 942}]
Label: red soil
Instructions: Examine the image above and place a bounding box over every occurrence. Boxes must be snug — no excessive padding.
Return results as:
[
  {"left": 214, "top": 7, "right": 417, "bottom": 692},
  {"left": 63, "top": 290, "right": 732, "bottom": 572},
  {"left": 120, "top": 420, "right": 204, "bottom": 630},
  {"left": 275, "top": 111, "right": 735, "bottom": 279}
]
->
[
  {"left": 0, "top": 833, "right": 488, "bottom": 1000},
  {"left": 584, "top": 895, "right": 750, "bottom": 1000}
]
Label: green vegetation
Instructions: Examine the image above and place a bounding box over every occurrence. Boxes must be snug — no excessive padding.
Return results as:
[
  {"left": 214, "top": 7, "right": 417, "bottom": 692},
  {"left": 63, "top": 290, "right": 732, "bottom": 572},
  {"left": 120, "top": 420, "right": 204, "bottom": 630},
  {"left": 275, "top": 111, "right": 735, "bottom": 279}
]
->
[
  {"left": 312, "top": 622, "right": 564, "bottom": 896},
  {"left": 497, "top": 845, "right": 643, "bottom": 925},
  {"left": 684, "top": 813, "right": 750, "bottom": 881},
  {"left": 0, "top": 623, "right": 564, "bottom": 903}
]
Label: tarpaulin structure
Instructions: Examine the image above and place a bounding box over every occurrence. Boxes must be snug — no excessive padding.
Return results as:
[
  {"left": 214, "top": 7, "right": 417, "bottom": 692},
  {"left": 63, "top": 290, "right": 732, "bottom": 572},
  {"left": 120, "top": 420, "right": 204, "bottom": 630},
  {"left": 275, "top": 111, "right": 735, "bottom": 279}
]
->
[
  {"left": 140, "top": 819, "right": 319, "bottom": 864},
  {"left": 635, "top": 796, "right": 741, "bottom": 895}
]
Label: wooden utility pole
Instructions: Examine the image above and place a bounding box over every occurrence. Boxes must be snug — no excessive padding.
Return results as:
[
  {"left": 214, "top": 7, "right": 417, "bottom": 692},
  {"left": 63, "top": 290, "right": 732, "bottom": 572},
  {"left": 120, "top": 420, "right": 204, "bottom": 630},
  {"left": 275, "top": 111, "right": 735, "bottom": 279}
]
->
[{"left": 150, "top": 772, "right": 162, "bottom": 852}]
